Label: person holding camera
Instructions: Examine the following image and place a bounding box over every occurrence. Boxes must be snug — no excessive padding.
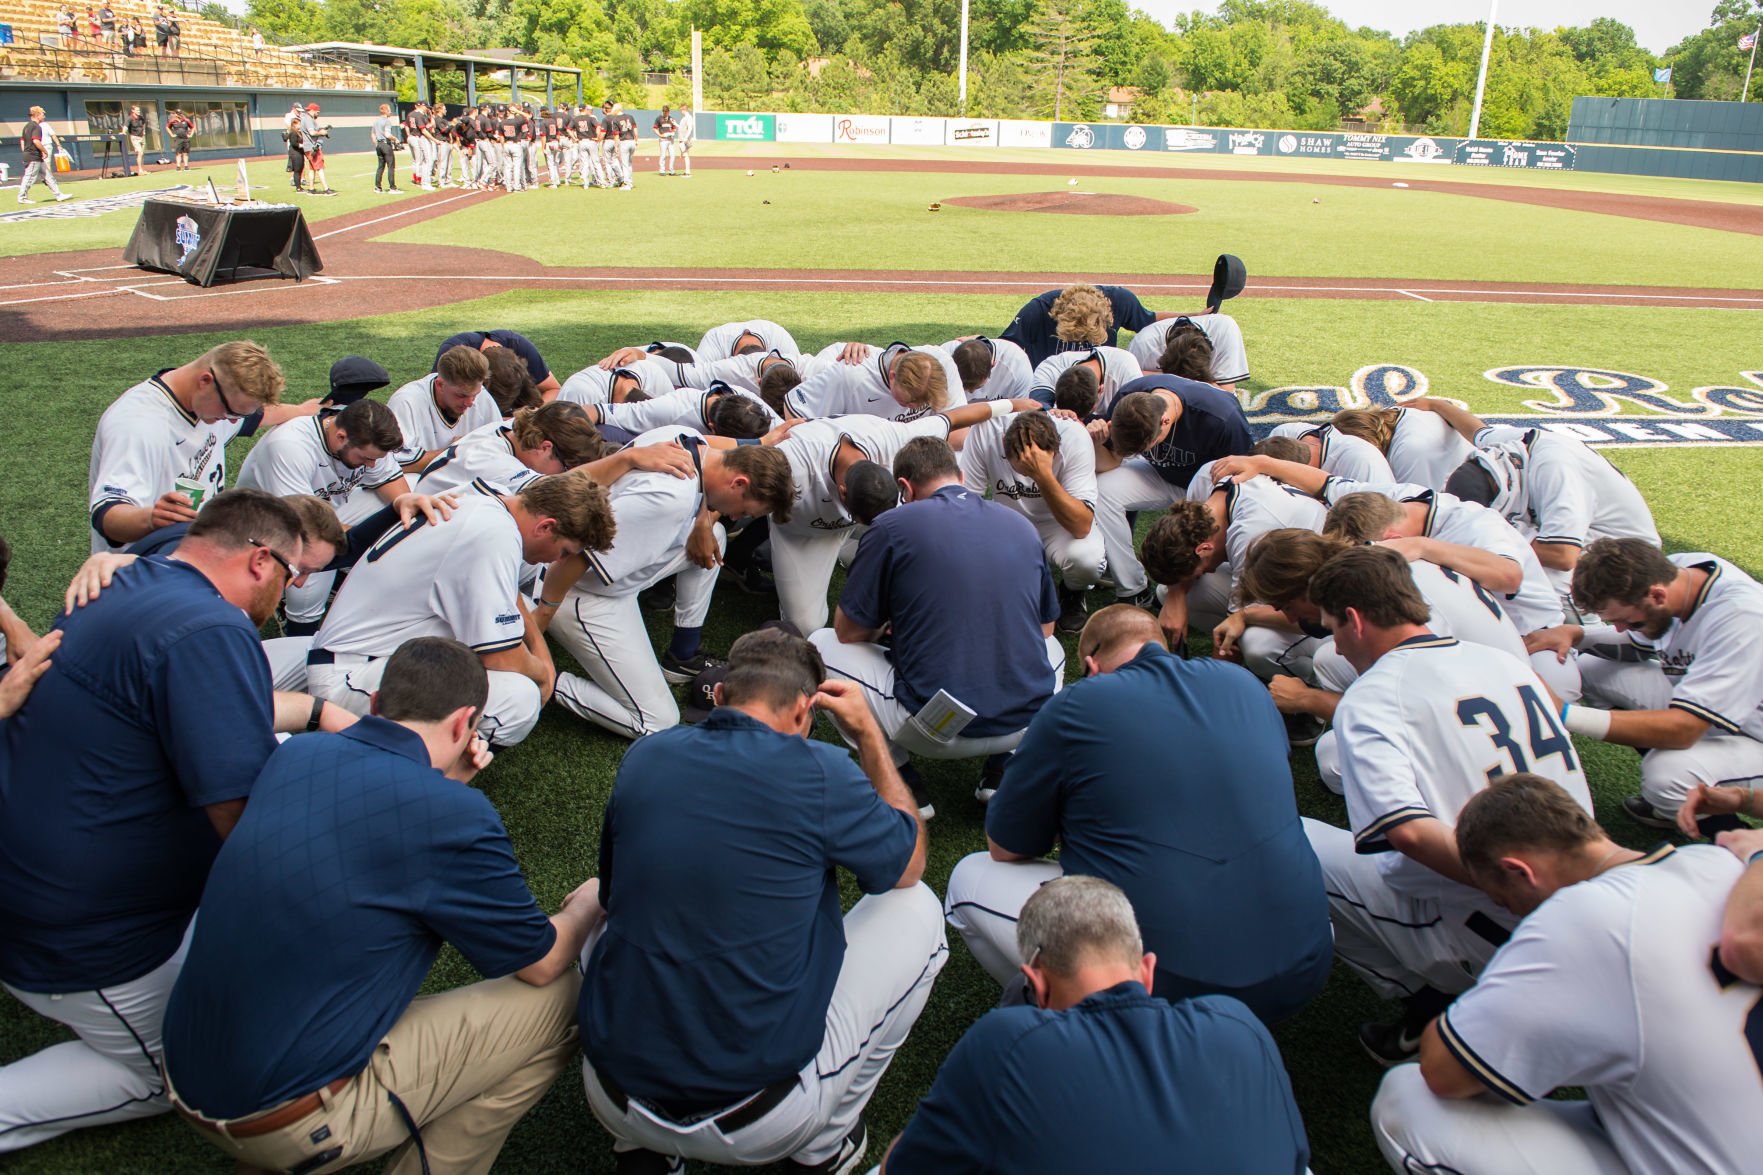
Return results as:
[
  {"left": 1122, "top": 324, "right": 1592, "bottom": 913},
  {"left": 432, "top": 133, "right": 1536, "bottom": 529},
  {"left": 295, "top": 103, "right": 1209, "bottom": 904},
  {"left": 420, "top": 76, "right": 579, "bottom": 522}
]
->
[{"left": 299, "top": 102, "right": 333, "bottom": 195}]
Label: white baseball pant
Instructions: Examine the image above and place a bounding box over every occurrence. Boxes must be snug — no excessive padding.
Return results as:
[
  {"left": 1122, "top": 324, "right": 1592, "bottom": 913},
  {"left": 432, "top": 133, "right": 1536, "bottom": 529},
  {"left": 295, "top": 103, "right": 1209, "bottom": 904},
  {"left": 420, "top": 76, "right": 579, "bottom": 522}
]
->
[
  {"left": 1305, "top": 818, "right": 1512, "bottom": 1000},
  {"left": 1310, "top": 637, "right": 1358, "bottom": 794},
  {"left": 16, "top": 160, "right": 64, "bottom": 200},
  {"left": 944, "top": 853, "right": 1064, "bottom": 984},
  {"left": 541, "top": 143, "right": 559, "bottom": 186},
  {"left": 807, "top": 629, "right": 1065, "bottom": 765},
  {"left": 559, "top": 141, "right": 580, "bottom": 184},
  {"left": 1027, "top": 514, "right": 1106, "bottom": 590},
  {"left": 548, "top": 539, "right": 723, "bottom": 740},
  {"left": 617, "top": 141, "right": 635, "bottom": 187},
  {"left": 1528, "top": 647, "right": 1582, "bottom": 705},
  {"left": 1094, "top": 459, "right": 1185, "bottom": 596},
  {"left": 1185, "top": 566, "right": 1233, "bottom": 637},
  {"left": 0, "top": 925, "right": 190, "bottom": 1151},
  {"left": 409, "top": 136, "right": 434, "bottom": 185},
  {"left": 475, "top": 141, "right": 501, "bottom": 186},
  {"left": 658, "top": 139, "right": 675, "bottom": 173},
  {"left": 1372, "top": 1064, "right": 1627, "bottom": 1175},
  {"left": 771, "top": 525, "right": 863, "bottom": 635},
  {"left": 585, "top": 144, "right": 611, "bottom": 186},
  {"left": 600, "top": 141, "right": 623, "bottom": 186},
  {"left": 261, "top": 635, "right": 312, "bottom": 691},
  {"left": 434, "top": 141, "right": 454, "bottom": 185},
  {"left": 581, "top": 884, "right": 947, "bottom": 1167},
  {"left": 1239, "top": 627, "right": 1322, "bottom": 684},
  {"left": 307, "top": 653, "right": 542, "bottom": 747},
  {"left": 502, "top": 142, "right": 526, "bottom": 190},
  {"left": 1580, "top": 654, "right": 1763, "bottom": 816}
]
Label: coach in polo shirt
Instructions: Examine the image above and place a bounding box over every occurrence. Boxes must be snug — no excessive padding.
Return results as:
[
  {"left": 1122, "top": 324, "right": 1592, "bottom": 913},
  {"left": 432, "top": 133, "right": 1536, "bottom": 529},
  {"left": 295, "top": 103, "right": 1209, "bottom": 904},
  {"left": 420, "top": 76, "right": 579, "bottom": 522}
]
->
[
  {"left": 162, "top": 638, "right": 592, "bottom": 1174},
  {"left": 809, "top": 436, "right": 1063, "bottom": 812},
  {"left": 579, "top": 627, "right": 945, "bottom": 1175},
  {"left": 946, "top": 604, "right": 1332, "bottom": 1026},
  {"left": 0, "top": 490, "right": 309, "bottom": 1152},
  {"left": 882, "top": 877, "right": 1311, "bottom": 1172}
]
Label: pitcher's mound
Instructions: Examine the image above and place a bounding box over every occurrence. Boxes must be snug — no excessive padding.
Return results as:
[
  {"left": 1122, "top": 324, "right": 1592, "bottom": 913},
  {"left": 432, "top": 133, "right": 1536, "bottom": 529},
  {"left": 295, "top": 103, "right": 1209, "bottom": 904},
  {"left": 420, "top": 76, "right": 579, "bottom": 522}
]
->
[{"left": 944, "top": 192, "right": 1198, "bottom": 216}]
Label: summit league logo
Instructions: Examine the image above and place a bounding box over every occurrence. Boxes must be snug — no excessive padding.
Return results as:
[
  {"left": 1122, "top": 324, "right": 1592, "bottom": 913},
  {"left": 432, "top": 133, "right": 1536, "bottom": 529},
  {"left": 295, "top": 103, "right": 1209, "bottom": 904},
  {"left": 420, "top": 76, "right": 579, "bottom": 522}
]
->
[{"left": 174, "top": 214, "right": 201, "bottom": 269}]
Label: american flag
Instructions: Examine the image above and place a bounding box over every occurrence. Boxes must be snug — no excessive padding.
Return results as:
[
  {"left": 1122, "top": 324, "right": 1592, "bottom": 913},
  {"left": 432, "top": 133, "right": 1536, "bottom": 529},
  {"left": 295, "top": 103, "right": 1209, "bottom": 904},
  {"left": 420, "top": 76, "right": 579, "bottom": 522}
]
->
[{"left": 1741, "top": 32, "right": 1758, "bottom": 50}]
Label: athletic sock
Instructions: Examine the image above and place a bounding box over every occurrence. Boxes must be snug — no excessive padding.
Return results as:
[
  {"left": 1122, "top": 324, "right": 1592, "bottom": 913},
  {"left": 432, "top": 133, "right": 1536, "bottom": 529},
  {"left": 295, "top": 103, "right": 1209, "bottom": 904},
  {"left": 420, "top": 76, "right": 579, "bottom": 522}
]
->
[{"left": 668, "top": 626, "right": 702, "bottom": 661}]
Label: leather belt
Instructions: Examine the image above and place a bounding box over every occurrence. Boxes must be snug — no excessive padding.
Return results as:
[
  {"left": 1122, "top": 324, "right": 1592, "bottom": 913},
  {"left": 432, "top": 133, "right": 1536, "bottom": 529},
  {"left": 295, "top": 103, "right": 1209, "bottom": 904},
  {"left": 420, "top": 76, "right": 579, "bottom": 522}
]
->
[
  {"left": 176, "top": 1076, "right": 351, "bottom": 1139},
  {"left": 599, "top": 1071, "right": 798, "bottom": 1135}
]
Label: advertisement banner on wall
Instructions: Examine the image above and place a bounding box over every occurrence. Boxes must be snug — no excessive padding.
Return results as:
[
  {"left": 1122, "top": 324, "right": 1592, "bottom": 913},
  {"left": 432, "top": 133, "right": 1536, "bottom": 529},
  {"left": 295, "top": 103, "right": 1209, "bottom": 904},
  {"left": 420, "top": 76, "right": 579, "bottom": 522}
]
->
[
  {"left": 714, "top": 113, "right": 776, "bottom": 142},
  {"left": 832, "top": 114, "right": 891, "bottom": 144},
  {"left": 1161, "top": 126, "right": 1222, "bottom": 152},
  {"left": 1273, "top": 131, "right": 1340, "bottom": 157},
  {"left": 1225, "top": 129, "right": 1270, "bottom": 155},
  {"left": 1390, "top": 135, "right": 1456, "bottom": 163},
  {"left": 775, "top": 113, "right": 833, "bottom": 143},
  {"left": 890, "top": 116, "right": 947, "bottom": 145},
  {"left": 1335, "top": 133, "right": 1393, "bottom": 161},
  {"left": 1456, "top": 139, "right": 1577, "bottom": 169},
  {"left": 997, "top": 119, "right": 1053, "bottom": 148},
  {"left": 945, "top": 119, "right": 1000, "bottom": 146}
]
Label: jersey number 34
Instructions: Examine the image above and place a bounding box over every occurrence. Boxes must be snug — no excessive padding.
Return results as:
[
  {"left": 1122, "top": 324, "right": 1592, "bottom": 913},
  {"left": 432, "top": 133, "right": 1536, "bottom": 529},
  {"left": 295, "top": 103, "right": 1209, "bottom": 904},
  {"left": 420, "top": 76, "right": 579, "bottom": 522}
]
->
[{"left": 1456, "top": 685, "right": 1579, "bottom": 781}]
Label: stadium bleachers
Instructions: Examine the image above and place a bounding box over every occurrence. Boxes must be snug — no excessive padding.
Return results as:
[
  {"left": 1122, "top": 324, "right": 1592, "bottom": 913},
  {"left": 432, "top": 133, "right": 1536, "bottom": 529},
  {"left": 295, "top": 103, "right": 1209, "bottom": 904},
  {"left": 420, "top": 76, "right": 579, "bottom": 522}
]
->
[{"left": 0, "top": 2, "right": 374, "bottom": 89}]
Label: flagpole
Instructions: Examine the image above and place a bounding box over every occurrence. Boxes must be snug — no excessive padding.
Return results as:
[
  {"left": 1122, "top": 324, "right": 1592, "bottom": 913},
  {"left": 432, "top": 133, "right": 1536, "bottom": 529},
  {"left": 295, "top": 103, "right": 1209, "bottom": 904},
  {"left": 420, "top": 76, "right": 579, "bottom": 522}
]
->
[
  {"left": 1468, "top": 0, "right": 1498, "bottom": 139},
  {"left": 1744, "top": 23, "right": 1761, "bottom": 104}
]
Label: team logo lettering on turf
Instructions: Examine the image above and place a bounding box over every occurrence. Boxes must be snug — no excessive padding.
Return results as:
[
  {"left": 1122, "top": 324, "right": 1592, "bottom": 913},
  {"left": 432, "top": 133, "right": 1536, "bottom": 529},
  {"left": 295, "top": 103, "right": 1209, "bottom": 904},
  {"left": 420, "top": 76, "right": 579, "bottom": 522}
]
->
[{"left": 0, "top": 184, "right": 195, "bottom": 223}]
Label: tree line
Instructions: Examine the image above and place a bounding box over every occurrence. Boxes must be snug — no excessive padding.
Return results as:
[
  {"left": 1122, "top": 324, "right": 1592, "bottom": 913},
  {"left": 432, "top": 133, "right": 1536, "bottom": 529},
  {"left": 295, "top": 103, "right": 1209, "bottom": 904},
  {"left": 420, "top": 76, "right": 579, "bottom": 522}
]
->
[{"left": 243, "top": 0, "right": 1763, "bottom": 136}]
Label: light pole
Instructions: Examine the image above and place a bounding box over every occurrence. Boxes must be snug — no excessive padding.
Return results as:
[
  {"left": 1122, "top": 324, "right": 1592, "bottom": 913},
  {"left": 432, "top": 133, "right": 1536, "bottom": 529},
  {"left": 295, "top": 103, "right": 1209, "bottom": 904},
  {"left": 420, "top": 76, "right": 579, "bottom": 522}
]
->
[
  {"left": 958, "top": 0, "right": 970, "bottom": 113},
  {"left": 1468, "top": 0, "right": 1498, "bottom": 140}
]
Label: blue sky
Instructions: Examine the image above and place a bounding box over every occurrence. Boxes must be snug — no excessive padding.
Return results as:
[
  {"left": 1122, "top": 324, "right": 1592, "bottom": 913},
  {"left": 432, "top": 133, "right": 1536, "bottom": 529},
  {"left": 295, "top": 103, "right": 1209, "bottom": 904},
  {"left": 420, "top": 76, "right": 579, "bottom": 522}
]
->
[{"left": 1148, "top": 1, "right": 1721, "bottom": 54}]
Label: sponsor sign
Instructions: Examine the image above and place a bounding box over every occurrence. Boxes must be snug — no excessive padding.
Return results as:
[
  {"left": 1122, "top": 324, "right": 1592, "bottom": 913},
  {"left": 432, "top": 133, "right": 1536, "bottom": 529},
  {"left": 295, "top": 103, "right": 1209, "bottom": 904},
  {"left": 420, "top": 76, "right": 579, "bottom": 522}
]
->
[
  {"left": 715, "top": 113, "right": 776, "bottom": 142},
  {"left": 833, "top": 115, "right": 890, "bottom": 144},
  {"left": 1163, "top": 127, "right": 1219, "bottom": 152},
  {"left": 1227, "top": 130, "right": 1266, "bottom": 155},
  {"left": 174, "top": 214, "right": 200, "bottom": 269},
  {"left": 1393, "top": 135, "right": 1454, "bottom": 164},
  {"left": 1122, "top": 125, "right": 1148, "bottom": 150},
  {"left": 945, "top": 119, "right": 999, "bottom": 146},
  {"left": 775, "top": 113, "right": 833, "bottom": 143},
  {"left": 997, "top": 120, "right": 1053, "bottom": 148},
  {"left": 1276, "top": 132, "right": 1338, "bottom": 156},
  {"left": 889, "top": 116, "right": 946, "bottom": 146},
  {"left": 1243, "top": 365, "right": 1763, "bottom": 447},
  {"left": 1336, "top": 133, "right": 1392, "bottom": 161},
  {"left": 1455, "top": 139, "right": 1576, "bottom": 170}
]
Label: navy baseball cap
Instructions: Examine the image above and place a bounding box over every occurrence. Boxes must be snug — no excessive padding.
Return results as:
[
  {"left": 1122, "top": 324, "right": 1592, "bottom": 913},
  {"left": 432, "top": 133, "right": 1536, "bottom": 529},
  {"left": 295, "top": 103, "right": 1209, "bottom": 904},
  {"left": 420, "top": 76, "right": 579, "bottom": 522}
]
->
[
  {"left": 327, "top": 356, "right": 390, "bottom": 405},
  {"left": 681, "top": 666, "right": 725, "bottom": 724}
]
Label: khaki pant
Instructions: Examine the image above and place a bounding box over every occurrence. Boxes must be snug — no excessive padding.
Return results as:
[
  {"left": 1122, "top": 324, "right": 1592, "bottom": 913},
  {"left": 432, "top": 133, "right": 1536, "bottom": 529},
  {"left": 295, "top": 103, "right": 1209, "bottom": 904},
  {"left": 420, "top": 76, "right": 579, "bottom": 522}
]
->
[{"left": 171, "top": 973, "right": 578, "bottom": 1175}]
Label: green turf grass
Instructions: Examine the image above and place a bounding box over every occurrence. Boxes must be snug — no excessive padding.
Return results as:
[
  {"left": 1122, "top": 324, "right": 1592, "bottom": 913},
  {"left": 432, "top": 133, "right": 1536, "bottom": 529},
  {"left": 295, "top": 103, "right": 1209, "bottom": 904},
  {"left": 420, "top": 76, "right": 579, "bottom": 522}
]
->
[
  {"left": 1, "top": 290, "right": 1759, "bottom": 1173},
  {"left": 374, "top": 167, "right": 1763, "bottom": 288}
]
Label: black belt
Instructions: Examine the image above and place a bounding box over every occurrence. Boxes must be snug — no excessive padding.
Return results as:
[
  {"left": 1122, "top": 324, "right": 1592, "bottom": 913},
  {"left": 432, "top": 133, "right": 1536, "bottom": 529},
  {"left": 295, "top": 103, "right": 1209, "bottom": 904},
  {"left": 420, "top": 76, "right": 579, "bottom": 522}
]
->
[{"left": 598, "top": 1071, "right": 798, "bottom": 1134}]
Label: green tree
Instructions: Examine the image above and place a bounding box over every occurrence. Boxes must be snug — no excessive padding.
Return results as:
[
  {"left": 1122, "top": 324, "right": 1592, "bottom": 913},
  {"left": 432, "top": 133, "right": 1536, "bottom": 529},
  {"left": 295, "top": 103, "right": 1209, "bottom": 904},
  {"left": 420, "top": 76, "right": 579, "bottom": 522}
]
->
[
  {"left": 246, "top": 0, "right": 324, "bottom": 42},
  {"left": 1022, "top": 0, "right": 1104, "bottom": 120},
  {"left": 686, "top": 0, "right": 816, "bottom": 59}
]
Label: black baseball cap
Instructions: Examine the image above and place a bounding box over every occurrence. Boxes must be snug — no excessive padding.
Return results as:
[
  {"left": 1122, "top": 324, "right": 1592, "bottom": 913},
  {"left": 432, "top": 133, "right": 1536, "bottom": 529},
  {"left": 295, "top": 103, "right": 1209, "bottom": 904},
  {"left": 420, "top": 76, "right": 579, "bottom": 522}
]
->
[
  {"left": 327, "top": 355, "right": 390, "bottom": 405},
  {"left": 680, "top": 620, "right": 804, "bottom": 723}
]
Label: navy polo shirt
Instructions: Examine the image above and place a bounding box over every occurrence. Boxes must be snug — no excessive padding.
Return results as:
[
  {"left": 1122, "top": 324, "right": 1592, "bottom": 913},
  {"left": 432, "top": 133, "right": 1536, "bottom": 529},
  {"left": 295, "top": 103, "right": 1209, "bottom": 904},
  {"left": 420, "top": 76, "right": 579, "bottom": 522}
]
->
[
  {"left": 838, "top": 485, "right": 1058, "bottom": 738},
  {"left": 162, "top": 717, "right": 555, "bottom": 1119},
  {"left": 581, "top": 708, "right": 917, "bottom": 1111},
  {"left": 435, "top": 329, "right": 551, "bottom": 384},
  {"left": 999, "top": 285, "right": 1156, "bottom": 366},
  {"left": 983, "top": 646, "right": 1332, "bottom": 1024},
  {"left": 0, "top": 557, "right": 274, "bottom": 992},
  {"left": 1103, "top": 373, "right": 1252, "bottom": 487},
  {"left": 887, "top": 986, "right": 1309, "bottom": 1172}
]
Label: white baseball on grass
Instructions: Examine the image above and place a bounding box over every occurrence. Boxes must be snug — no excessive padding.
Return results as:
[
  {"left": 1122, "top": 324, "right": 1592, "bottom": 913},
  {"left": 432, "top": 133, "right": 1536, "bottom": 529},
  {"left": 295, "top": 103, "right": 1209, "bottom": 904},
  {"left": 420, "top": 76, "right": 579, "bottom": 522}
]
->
[
  {"left": 1067, "top": 178, "right": 1078, "bottom": 186},
  {"left": 745, "top": 169, "right": 754, "bottom": 176},
  {"left": 1312, "top": 197, "right": 1320, "bottom": 203}
]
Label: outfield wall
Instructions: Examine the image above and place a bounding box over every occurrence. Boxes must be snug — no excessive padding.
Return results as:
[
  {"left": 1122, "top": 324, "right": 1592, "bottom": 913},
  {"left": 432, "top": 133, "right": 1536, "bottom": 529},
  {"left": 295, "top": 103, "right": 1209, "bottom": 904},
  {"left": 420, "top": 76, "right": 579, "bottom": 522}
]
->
[{"left": 709, "top": 107, "right": 1763, "bottom": 182}]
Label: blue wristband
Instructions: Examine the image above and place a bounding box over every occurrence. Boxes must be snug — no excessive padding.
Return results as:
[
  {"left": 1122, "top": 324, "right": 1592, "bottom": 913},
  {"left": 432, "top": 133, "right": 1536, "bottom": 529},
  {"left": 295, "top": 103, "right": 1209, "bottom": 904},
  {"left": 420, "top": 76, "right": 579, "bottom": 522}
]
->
[{"left": 1749, "top": 850, "right": 1763, "bottom": 867}]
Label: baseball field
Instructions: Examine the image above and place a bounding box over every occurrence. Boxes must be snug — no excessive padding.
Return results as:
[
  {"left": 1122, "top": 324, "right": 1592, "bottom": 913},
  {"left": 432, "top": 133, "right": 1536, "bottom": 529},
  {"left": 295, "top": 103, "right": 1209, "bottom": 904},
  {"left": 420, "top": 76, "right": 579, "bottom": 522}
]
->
[{"left": 1, "top": 140, "right": 1760, "bottom": 1173}]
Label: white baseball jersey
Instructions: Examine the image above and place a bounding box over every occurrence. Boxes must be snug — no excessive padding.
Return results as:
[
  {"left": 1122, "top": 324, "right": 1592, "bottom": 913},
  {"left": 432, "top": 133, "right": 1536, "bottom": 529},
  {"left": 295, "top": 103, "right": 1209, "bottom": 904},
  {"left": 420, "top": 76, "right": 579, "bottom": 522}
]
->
[
  {"left": 311, "top": 486, "right": 525, "bottom": 657},
  {"left": 88, "top": 374, "right": 257, "bottom": 553},
  {"left": 1324, "top": 479, "right": 1564, "bottom": 633},
  {"left": 1473, "top": 424, "right": 1660, "bottom": 549},
  {"left": 1338, "top": 637, "right": 1590, "bottom": 899},
  {"left": 958, "top": 413, "right": 1097, "bottom": 530},
  {"left": 659, "top": 351, "right": 789, "bottom": 396},
  {"left": 1386, "top": 407, "right": 1474, "bottom": 490},
  {"left": 1439, "top": 844, "right": 1763, "bottom": 1173},
  {"left": 775, "top": 414, "right": 953, "bottom": 535},
  {"left": 939, "top": 336, "right": 1033, "bottom": 402},
  {"left": 1126, "top": 312, "right": 1251, "bottom": 385},
  {"left": 695, "top": 319, "right": 799, "bottom": 363},
  {"left": 598, "top": 386, "right": 779, "bottom": 435},
  {"left": 1610, "top": 554, "right": 1763, "bottom": 742},
  {"left": 387, "top": 374, "right": 499, "bottom": 467},
  {"left": 1188, "top": 462, "right": 1328, "bottom": 597},
  {"left": 1028, "top": 346, "right": 1142, "bottom": 412},
  {"left": 558, "top": 360, "right": 674, "bottom": 408},
  {"left": 414, "top": 421, "right": 543, "bottom": 495},
  {"left": 235, "top": 411, "right": 403, "bottom": 524},
  {"left": 785, "top": 343, "right": 965, "bottom": 422},
  {"left": 1270, "top": 422, "right": 1396, "bottom": 483},
  {"left": 576, "top": 426, "right": 706, "bottom": 596}
]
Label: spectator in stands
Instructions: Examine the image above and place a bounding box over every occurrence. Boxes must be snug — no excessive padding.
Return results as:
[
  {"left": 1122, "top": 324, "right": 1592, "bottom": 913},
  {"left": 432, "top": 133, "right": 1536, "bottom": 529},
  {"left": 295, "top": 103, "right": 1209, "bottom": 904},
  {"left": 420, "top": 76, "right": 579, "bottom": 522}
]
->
[
  {"left": 153, "top": 7, "right": 171, "bottom": 55},
  {"left": 17, "top": 107, "right": 70, "bottom": 205},
  {"left": 120, "top": 16, "right": 139, "bottom": 55},
  {"left": 85, "top": 8, "right": 100, "bottom": 46},
  {"left": 56, "top": 6, "right": 76, "bottom": 44},
  {"left": 250, "top": 27, "right": 262, "bottom": 56},
  {"left": 166, "top": 9, "right": 179, "bottom": 55},
  {"left": 98, "top": 4, "right": 115, "bottom": 45}
]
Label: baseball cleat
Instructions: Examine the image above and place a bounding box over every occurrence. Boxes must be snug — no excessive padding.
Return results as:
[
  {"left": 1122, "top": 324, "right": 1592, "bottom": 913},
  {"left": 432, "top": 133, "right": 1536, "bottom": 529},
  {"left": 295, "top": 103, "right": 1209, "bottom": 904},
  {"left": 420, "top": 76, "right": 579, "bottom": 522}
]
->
[
  {"left": 1055, "top": 585, "right": 1090, "bottom": 635},
  {"left": 1621, "top": 795, "right": 1676, "bottom": 830},
  {"left": 898, "top": 764, "right": 934, "bottom": 821},
  {"left": 661, "top": 649, "right": 726, "bottom": 685},
  {"left": 1284, "top": 712, "right": 1326, "bottom": 748},
  {"left": 1357, "top": 1017, "right": 1425, "bottom": 1068},
  {"left": 639, "top": 579, "right": 677, "bottom": 614}
]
